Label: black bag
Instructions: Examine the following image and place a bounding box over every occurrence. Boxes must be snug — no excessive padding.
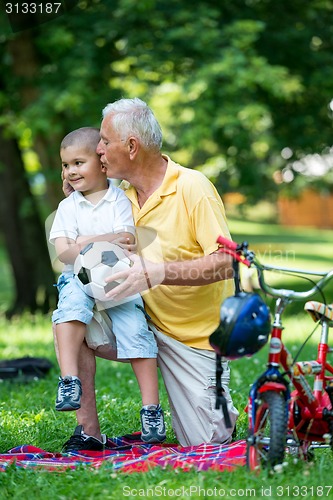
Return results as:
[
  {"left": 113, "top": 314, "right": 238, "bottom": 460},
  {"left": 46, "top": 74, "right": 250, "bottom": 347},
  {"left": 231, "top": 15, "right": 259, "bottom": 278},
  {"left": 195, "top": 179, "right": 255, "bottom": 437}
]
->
[{"left": 0, "top": 356, "right": 53, "bottom": 380}]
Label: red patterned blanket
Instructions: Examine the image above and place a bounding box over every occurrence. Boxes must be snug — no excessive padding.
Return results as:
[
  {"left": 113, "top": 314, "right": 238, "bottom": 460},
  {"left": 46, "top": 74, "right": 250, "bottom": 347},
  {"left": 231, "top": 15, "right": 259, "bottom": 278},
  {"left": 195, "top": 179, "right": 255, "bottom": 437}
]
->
[{"left": 0, "top": 433, "right": 246, "bottom": 472}]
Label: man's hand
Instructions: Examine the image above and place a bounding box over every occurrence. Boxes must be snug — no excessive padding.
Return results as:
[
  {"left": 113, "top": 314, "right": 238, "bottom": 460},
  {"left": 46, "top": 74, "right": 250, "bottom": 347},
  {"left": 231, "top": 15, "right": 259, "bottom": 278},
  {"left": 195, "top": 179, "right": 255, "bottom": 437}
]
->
[{"left": 105, "top": 254, "right": 165, "bottom": 300}]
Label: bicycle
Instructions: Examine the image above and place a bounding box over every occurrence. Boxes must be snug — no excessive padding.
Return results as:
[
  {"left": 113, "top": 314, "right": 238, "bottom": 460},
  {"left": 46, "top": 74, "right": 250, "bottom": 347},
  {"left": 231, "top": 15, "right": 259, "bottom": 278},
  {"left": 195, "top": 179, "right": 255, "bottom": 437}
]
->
[{"left": 211, "top": 236, "right": 333, "bottom": 472}]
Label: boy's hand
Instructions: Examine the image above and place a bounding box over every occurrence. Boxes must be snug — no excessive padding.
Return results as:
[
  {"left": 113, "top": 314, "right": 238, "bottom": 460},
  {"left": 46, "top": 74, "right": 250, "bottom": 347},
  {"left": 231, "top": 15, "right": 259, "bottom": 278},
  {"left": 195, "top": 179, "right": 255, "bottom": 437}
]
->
[
  {"left": 61, "top": 170, "right": 74, "bottom": 197},
  {"left": 114, "top": 236, "right": 137, "bottom": 253}
]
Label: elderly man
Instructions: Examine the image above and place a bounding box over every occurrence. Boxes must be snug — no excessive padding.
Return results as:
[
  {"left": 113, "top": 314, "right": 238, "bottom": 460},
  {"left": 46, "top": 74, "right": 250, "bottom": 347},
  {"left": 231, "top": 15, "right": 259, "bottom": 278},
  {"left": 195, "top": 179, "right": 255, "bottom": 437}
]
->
[{"left": 61, "top": 98, "right": 238, "bottom": 451}]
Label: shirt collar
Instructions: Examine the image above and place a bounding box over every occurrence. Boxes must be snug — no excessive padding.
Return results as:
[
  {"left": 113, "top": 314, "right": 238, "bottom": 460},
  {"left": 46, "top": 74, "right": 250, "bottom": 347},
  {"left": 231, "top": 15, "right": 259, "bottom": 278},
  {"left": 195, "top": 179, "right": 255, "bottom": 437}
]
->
[
  {"left": 75, "top": 179, "right": 118, "bottom": 205},
  {"left": 124, "top": 155, "right": 179, "bottom": 206}
]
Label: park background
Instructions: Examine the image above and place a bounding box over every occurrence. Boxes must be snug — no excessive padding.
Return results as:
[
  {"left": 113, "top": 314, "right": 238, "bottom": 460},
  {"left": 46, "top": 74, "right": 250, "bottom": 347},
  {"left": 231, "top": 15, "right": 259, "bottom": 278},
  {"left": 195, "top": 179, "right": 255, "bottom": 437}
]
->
[{"left": 1, "top": 0, "right": 333, "bottom": 498}]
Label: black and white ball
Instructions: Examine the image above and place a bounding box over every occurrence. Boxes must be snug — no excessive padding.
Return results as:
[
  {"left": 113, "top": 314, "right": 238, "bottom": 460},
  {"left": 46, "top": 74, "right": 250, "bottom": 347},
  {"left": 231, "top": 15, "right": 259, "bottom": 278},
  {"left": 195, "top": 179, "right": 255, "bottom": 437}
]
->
[{"left": 74, "top": 241, "right": 131, "bottom": 301}]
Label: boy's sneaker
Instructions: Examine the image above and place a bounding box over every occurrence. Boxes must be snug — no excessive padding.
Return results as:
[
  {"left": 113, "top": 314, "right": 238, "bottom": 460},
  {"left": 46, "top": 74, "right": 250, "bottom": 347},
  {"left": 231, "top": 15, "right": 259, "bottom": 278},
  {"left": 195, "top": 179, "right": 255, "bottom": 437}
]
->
[
  {"left": 62, "top": 425, "right": 107, "bottom": 452},
  {"left": 56, "top": 375, "right": 82, "bottom": 411},
  {"left": 140, "top": 404, "right": 166, "bottom": 443}
]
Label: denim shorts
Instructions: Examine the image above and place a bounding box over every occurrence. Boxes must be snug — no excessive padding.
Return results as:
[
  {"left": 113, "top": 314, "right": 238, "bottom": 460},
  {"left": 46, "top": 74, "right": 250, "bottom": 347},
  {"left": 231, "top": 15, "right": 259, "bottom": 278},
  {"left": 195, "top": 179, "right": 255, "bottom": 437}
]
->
[{"left": 52, "top": 272, "right": 157, "bottom": 359}]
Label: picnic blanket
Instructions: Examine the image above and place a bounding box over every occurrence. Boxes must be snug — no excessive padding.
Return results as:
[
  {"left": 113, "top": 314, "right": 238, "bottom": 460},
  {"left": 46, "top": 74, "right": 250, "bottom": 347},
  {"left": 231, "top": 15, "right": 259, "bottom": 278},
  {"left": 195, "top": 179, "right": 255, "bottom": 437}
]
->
[{"left": 0, "top": 432, "right": 246, "bottom": 472}]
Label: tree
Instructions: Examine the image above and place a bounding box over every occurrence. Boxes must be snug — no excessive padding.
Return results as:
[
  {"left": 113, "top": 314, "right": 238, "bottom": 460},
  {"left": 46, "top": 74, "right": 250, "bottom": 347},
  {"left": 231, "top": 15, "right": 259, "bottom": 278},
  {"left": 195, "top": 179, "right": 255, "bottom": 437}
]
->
[
  {"left": 0, "top": 126, "right": 56, "bottom": 316},
  {"left": 1, "top": 0, "right": 333, "bottom": 313}
]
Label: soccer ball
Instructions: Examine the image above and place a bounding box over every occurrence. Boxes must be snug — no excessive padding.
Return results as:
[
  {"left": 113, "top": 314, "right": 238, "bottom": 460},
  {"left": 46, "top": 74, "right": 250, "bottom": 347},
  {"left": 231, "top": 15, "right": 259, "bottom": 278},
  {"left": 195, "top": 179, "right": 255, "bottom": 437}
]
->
[{"left": 74, "top": 241, "right": 132, "bottom": 301}]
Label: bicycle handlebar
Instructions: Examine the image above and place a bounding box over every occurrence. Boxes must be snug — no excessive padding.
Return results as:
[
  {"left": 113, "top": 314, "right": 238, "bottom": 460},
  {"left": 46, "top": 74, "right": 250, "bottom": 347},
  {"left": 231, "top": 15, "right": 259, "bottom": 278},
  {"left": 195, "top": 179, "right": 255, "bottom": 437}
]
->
[
  {"left": 217, "top": 236, "right": 333, "bottom": 301},
  {"left": 216, "top": 235, "right": 238, "bottom": 251},
  {"left": 216, "top": 235, "right": 252, "bottom": 267}
]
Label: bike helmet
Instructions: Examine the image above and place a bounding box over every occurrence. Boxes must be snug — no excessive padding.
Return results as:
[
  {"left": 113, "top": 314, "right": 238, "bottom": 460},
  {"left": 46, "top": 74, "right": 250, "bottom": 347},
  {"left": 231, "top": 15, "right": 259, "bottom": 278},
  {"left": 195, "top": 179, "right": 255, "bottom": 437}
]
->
[{"left": 209, "top": 292, "right": 271, "bottom": 359}]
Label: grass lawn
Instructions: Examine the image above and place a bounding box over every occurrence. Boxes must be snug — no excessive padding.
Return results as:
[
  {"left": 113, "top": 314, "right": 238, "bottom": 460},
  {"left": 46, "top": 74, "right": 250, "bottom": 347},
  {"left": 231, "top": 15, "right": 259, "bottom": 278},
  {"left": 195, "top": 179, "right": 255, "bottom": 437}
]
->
[{"left": 0, "top": 219, "right": 333, "bottom": 499}]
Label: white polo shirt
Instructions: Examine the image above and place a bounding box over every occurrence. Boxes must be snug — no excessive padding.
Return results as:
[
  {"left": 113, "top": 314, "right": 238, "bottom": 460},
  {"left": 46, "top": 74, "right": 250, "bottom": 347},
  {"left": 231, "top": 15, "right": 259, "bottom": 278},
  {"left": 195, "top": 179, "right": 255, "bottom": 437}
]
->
[{"left": 49, "top": 180, "right": 134, "bottom": 272}]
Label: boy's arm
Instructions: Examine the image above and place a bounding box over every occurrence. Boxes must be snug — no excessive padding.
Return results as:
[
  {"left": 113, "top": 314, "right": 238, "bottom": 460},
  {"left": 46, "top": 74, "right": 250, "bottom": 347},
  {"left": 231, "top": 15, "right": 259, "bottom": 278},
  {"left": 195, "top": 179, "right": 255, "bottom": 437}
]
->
[
  {"left": 55, "top": 237, "right": 79, "bottom": 265},
  {"left": 76, "top": 232, "right": 135, "bottom": 253},
  {"left": 55, "top": 232, "right": 135, "bottom": 264}
]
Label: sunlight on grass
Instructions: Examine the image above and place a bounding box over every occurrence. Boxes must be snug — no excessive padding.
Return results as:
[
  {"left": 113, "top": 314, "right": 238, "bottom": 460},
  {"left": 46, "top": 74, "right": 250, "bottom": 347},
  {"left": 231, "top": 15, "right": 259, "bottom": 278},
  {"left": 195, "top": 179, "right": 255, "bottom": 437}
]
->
[{"left": 0, "top": 314, "right": 54, "bottom": 359}]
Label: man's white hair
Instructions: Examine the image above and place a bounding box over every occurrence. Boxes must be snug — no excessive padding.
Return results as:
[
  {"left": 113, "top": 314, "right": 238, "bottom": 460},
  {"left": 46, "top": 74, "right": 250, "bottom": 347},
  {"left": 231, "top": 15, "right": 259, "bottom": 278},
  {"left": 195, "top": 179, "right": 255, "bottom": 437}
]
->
[{"left": 102, "top": 98, "right": 163, "bottom": 152}]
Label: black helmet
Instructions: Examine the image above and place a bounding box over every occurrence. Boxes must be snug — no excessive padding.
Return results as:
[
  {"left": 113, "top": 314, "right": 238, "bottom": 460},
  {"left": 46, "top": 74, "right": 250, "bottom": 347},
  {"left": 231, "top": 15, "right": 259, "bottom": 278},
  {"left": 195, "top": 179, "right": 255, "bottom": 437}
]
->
[{"left": 210, "top": 292, "right": 271, "bottom": 359}]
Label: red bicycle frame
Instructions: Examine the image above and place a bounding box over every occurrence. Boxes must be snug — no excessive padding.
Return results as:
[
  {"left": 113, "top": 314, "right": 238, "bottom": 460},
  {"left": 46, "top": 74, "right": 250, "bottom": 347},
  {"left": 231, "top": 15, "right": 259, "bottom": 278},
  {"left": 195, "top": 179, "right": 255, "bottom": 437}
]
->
[{"left": 216, "top": 235, "right": 333, "bottom": 466}]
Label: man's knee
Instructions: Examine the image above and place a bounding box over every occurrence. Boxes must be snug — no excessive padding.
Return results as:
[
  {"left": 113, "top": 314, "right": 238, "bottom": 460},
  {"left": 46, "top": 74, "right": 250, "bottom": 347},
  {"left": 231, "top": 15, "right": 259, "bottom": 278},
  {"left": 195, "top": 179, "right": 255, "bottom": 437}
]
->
[{"left": 94, "top": 345, "right": 118, "bottom": 361}]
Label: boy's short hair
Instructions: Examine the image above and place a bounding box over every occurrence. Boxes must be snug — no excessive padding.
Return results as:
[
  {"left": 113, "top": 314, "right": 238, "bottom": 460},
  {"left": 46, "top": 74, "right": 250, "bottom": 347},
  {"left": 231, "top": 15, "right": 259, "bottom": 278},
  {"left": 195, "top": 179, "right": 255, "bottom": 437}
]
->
[{"left": 61, "top": 127, "right": 100, "bottom": 153}]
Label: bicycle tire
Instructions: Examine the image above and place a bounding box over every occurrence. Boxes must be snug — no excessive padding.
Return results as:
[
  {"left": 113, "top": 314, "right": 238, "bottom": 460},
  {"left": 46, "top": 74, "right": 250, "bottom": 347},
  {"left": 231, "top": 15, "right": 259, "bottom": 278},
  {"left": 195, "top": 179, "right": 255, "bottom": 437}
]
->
[{"left": 247, "top": 390, "right": 287, "bottom": 471}]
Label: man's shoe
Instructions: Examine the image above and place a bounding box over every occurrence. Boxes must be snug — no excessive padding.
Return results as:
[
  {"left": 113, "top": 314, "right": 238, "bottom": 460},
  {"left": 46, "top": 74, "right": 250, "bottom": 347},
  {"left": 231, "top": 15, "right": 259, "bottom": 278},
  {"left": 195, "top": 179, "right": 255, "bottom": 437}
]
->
[
  {"left": 140, "top": 404, "right": 166, "bottom": 443},
  {"left": 55, "top": 375, "right": 82, "bottom": 411},
  {"left": 62, "top": 425, "right": 107, "bottom": 452}
]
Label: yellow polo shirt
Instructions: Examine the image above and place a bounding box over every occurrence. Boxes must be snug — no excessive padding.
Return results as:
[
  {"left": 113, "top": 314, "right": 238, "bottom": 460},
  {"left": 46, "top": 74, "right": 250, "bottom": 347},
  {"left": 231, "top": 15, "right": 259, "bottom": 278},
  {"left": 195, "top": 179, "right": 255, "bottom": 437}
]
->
[{"left": 123, "top": 156, "right": 234, "bottom": 350}]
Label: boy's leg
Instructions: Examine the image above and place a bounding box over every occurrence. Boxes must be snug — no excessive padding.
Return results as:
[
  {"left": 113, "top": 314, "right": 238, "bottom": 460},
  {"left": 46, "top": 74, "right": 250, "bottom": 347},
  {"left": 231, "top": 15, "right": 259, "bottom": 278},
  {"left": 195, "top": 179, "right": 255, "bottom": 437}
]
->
[
  {"left": 131, "top": 358, "right": 166, "bottom": 444},
  {"left": 106, "top": 299, "right": 165, "bottom": 442},
  {"left": 52, "top": 273, "right": 95, "bottom": 412},
  {"left": 54, "top": 323, "right": 84, "bottom": 411},
  {"left": 55, "top": 320, "right": 86, "bottom": 377},
  {"left": 130, "top": 358, "right": 159, "bottom": 406},
  {"left": 53, "top": 273, "right": 95, "bottom": 374}
]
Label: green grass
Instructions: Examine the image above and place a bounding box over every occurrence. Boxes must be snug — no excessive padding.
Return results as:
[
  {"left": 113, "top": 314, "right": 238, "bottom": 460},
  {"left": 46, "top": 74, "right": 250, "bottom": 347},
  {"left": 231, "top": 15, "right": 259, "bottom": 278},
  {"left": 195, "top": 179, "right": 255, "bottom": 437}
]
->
[{"left": 0, "top": 219, "right": 333, "bottom": 498}]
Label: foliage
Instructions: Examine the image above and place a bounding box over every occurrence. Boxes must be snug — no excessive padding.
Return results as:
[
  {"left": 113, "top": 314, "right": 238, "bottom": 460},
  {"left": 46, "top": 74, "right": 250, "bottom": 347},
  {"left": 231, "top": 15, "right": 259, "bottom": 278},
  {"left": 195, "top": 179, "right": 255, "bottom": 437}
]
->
[
  {"left": 275, "top": 149, "right": 333, "bottom": 197},
  {"left": 1, "top": 0, "right": 333, "bottom": 312},
  {"left": 1, "top": 0, "right": 333, "bottom": 203}
]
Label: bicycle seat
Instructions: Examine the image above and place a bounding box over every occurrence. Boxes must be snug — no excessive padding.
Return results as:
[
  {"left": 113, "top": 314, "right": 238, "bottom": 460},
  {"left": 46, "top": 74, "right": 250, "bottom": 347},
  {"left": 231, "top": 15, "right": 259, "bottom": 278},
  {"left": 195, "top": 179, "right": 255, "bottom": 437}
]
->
[{"left": 304, "top": 301, "right": 333, "bottom": 326}]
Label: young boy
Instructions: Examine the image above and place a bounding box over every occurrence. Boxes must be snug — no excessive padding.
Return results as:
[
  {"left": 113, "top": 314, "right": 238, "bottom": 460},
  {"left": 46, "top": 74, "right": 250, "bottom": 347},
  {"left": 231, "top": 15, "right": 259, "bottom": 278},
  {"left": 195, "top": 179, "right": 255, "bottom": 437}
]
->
[{"left": 49, "top": 127, "right": 165, "bottom": 444}]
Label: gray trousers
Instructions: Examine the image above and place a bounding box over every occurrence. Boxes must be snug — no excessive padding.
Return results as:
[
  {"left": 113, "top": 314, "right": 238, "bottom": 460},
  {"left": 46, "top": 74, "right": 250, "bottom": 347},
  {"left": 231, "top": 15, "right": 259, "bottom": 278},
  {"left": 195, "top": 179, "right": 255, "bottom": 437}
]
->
[{"left": 151, "top": 325, "right": 239, "bottom": 447}]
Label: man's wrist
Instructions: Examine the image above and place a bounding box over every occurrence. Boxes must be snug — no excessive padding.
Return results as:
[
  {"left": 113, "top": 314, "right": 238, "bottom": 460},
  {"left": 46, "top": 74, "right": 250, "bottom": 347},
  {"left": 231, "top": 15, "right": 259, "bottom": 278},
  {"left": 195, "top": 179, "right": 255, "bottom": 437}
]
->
[{"left": 162, "top": 261, "right": 178, "bottom": 285}]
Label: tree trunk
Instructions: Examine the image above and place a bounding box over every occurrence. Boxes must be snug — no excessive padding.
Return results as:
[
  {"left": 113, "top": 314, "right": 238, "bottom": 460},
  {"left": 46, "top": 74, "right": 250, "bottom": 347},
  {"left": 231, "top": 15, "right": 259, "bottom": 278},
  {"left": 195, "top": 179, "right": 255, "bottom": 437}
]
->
[
  {"left": 0, "top": 126, "right": 57, "bottom": 317},
  {"left": 7, "top": 31, "right": 63, "bottom": 212}
]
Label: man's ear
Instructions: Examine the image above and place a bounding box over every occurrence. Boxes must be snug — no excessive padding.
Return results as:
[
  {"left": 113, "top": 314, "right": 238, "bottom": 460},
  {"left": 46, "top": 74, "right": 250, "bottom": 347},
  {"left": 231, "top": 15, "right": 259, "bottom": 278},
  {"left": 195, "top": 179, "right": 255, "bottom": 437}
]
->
[{"left": 128, "top": 137, "right": 139, "bottom": 158}]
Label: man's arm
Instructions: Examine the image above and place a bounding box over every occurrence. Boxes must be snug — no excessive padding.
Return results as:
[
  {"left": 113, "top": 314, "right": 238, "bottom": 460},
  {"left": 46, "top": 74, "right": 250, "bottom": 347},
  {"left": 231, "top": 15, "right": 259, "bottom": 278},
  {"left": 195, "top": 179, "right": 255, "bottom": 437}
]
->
[
  {"left": 162, "top": 251, "right": 234, "bottom": 285},
  {"left": 104, "top": 251, "right": 234, "bottom": 301}
]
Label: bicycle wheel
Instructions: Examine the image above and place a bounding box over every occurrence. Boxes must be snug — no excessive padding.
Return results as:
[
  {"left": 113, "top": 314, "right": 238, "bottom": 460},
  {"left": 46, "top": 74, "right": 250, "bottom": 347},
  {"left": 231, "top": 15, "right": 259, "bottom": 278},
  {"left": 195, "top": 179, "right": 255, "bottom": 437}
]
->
[{"left": 247, "top": 390, "right": 287, "bottom": 471}]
